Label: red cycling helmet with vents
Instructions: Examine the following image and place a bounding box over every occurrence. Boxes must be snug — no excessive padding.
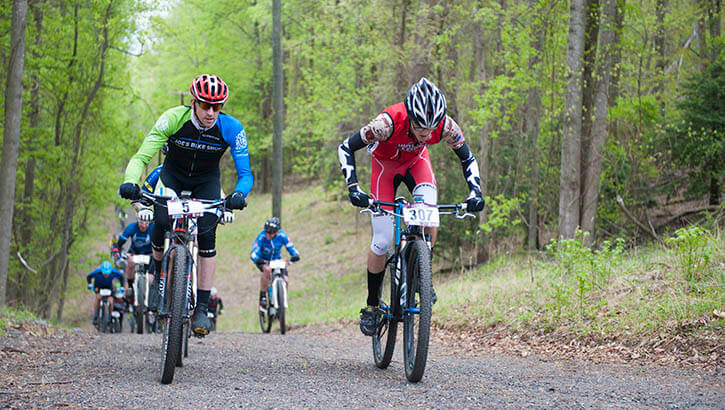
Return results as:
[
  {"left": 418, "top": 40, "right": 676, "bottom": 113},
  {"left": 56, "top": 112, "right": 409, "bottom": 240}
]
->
[{"left": 190, "top": 74, "right": 229, "bottom": 105}]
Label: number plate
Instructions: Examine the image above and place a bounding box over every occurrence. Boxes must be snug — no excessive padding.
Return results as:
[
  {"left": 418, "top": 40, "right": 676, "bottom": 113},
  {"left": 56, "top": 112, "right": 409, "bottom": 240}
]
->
[
  {"left": 269, "top": 259, "right": 286, "bottom": 270},
  {"left": 167, "top": 198, "right": 206, "bottom": 218},
  {"left": 133, "top": 254, "right": 150, "bottom": 264},
  {"left": 99, "top": 288, "right": 112, "bottom": 296},
  {"left": 403, "top": 203, "right": 440, "bottom": 227}
]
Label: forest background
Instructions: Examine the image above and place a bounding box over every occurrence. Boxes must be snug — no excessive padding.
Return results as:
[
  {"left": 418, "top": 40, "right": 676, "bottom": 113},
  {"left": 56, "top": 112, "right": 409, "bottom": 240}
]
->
[{"left": 0, "top": 0, "right": 722, "bottom": 333}]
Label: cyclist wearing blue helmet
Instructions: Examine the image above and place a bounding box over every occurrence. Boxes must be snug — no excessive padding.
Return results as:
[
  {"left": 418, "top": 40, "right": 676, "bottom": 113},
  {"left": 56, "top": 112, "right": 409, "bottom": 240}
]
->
[{"left": 86, "top": 261, "right": 123, "bottom": 324}]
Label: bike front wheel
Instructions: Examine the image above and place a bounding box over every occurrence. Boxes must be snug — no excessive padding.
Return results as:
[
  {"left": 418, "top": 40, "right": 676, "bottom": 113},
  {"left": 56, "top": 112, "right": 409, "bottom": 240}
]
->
[
  {"left": 276, "top": 280, "right": 286, "bottom": 335},
  {"left": 160, "top": 248, "right": 189, "bottom": 384},
  {"left": 101, "top": 301, "right": 111, "bottom": 334},
  {"left": 373, "top": 253, "right": 399, "bottom": 369},
  {"left": 135, "top": 276, "right": 146, "bottom": 334},
  {"left": 402, "top": 239, "right": 433, "bottom": 383}
]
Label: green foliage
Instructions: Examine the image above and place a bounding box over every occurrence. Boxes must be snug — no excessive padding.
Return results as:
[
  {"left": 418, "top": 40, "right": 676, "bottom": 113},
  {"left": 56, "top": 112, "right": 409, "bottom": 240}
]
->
[
  {"left": 480, "top": 194, "right": 524, "bottom": 234},
  {"left": 666, "top": 56, "right": 725, "bottom": 198},
  {"left": 665, "top": 226, "right": 719, "bottom": 287},
  {"left": 544, "top": 230, "right": 624, "bottom": 318}
]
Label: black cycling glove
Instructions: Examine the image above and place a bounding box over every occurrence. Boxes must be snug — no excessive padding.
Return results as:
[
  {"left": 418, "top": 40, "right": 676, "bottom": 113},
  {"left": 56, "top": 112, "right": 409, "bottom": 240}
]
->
[
  {"left": 348, "top": 185, "right": 370, "bottom": 208},
  {"left": 225, "top": 191, "right": 247, "bottom": 210},
  {"left": 465, "top": 190, "right": 485, "bottom": 212},
  {"left": 119, "top": 183, "right": 141, "bottom": 200},
  {"left": 290, "top": 255, "right": 300, "bottom": 263}
]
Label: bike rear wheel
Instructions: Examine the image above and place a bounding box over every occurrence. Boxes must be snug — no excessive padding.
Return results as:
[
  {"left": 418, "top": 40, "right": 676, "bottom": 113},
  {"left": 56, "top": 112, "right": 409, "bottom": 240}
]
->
[
  {"left": 402, "top": 239, "right": 432, "bottom": 383},
  {"left": 160, "top": 248, "right": 188, "bottom": 384},
  {"left": 135, "top": 276, "right": 146, "bottom": 334},
  {"left": 373, "top": 254, "right": 399, "bottom": 369},
  {"left": 176, "top": 320, "right": 187, "bottom": 367},
  {"left": 183, "top": 320, "right": 190, "bottom": 358},
  {"left": 259, "top": 292, "right": 272, "bottom": 334},
  {"left": 277, "top": 280, "right": 286, "bottom": 335}
]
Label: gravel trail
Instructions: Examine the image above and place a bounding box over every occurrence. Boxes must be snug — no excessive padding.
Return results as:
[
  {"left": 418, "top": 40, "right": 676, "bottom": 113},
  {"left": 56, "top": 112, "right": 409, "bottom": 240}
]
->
[{"left": 1, "top": 324, "right": 723, "bottom": 409}]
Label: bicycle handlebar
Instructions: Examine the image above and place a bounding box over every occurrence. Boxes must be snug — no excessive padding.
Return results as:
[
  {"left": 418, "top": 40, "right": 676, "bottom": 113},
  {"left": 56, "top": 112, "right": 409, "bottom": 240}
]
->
[
  {"left": 138, "top": 191, "right": 226, "bottom": 209},
  {"left": 363, "top": 199, "right": 475, "bottom": 219}
]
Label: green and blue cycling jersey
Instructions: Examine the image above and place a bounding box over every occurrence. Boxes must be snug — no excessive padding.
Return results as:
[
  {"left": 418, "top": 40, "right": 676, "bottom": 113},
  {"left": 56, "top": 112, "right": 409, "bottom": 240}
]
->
[{"left": 123, "top": 105, "right": 253, "bottom": 196}]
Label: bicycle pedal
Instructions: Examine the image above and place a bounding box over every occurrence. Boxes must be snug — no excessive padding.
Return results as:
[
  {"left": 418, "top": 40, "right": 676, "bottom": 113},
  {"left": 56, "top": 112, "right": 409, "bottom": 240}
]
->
[{"left": 193, "top": 327, "right": 209, "bottom": 337}]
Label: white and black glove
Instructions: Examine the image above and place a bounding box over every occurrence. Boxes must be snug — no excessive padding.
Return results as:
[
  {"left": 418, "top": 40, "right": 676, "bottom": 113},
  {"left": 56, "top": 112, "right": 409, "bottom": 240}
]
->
[
  {"left": 465, "top": 190, "right": 485, "bottom": 212},
  {"left": 348, "top": 185, "right": 371, "bottom": 208},
  {"left": 223, "top": 210, "right": 235, "bottom": 224}
]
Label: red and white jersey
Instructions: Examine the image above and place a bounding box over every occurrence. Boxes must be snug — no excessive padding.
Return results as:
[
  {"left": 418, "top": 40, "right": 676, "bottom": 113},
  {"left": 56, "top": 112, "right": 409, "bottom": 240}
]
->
[{"left": 359, "top": 102, "right": 466, "bottom": 162}]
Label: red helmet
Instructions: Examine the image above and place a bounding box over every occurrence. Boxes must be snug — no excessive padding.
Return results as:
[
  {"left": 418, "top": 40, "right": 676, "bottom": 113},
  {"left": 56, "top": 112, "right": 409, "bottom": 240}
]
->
[{"left": 190, "top": 74, "right": 229, "bottom": 104}]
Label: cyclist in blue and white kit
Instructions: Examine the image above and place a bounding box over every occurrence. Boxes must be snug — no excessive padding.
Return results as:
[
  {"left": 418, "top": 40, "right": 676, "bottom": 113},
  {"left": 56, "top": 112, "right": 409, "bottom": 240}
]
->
[
  {"left": 119, "top": 74, "right": 253, "bottom": 335},
  {"left": 111, "top": 216, "right": 154, "bottom": 289},
  {"left": 87, "top": 261, "right": 124, "bottom": 323},
  {"left": 250, "top": 217, "right": 300, "bottom": 309}
]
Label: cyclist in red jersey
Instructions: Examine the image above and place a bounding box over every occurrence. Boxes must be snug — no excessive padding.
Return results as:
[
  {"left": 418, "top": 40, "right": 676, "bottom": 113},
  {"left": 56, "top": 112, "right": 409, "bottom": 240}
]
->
[{"left": 338, "top": 77, "right": 486, "bottom": 336}]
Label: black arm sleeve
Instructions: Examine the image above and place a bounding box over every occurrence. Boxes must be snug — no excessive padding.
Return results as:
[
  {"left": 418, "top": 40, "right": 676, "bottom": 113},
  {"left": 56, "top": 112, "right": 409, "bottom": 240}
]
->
[
  {"left": 453, "top": 143, "right": 482, "bottom": 193},
  {"left": 338, "top": 131, "right": 366, "bottom": 187}
]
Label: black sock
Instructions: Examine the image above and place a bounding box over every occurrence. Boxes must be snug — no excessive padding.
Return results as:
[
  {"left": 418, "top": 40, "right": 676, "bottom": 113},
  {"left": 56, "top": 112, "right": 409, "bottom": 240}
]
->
[
  {"left": 260, "top": 291, "right": 266, "bottom": 300},
  {"left": 367, "top": 269, "right": 385, "bottom": 307},
  {"left": 197, "top": 289, "right": 210, "bottom": 311}
]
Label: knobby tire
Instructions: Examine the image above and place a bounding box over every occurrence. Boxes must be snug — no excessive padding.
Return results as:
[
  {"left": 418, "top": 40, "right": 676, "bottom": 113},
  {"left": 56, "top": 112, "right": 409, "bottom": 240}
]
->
[
  {"left": 160, "top": 248, "right": 188, "bottom": 384},
  {"left": 101, "top": 301, "right": 110, "bottom": 334},
  {"left": 135, "top": 275, "right": 146, "bottom": 335},
  {"left": 402, "top": 239, "right": 432, "bottom": 383},
  {"left": 373, "top": 255, "right": 398, "bottom": 369},
  {"left": 259, "top": 290, "right": 272, "bottom": 334},
  {"left": 277, "top": 279, "right": 286, "bottom": 335}
]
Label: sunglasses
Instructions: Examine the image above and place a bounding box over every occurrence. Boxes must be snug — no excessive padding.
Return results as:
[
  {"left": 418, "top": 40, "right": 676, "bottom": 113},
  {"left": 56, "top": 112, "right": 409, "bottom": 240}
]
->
[
  {"left": 410, "top": 120, "right": 436, "bottom": 132},
  {"left": 196, "top": 100, "right": 223, "bottom": 112}
]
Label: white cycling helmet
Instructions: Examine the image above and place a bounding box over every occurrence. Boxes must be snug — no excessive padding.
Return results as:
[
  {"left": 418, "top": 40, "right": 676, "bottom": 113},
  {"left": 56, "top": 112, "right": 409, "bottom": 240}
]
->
[
  {"left": 404, "top": 77, "right": 447, "bottom": 129},
  {"left": 210, "top": 287, "right": 218, "bottom": 297}
]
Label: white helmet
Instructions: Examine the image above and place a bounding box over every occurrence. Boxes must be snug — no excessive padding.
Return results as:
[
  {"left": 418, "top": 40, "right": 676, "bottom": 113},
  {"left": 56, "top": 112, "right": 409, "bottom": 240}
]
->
[
  {"left": 404, "top": 77, "right": 447, "bottom": 129},
  {"left": 210, "top": 287, "right": 218, "bottom": 297}
]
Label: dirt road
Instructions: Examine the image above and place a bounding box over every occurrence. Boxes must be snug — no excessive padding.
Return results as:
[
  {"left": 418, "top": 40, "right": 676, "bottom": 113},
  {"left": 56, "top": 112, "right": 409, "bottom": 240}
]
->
[{"left": 1, "top": 322, "right": 723, "bottom": 408}]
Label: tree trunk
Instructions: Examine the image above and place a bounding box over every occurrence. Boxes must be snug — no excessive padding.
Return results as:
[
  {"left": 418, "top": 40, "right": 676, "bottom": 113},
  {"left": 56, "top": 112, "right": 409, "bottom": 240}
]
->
[
  {"left": 272, "top": 0, "right": 284, "bottom": 219},
  {"left": 527, "top": 10, "right": 544, "bottom": 250},
  {"left": 582, "top": 0, "right": 617, "bottom": 247},
  {"left": 408, "top": 0, "right": 435, "bottom": 85},
  {"left": 654, "top": 0, "right": 666, "bottom": 117},
  {"left": 0, "top": 0, "right": 28, "bottom": 307},
  {"left": 559, "top": 0, "right": 587, "bottom": 240},
  {"left": 580, "top": 0, "right": 600, "bottom": 199}
]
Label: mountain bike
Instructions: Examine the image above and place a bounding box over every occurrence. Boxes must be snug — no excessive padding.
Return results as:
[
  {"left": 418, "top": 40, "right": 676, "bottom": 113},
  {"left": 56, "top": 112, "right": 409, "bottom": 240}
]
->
[
  {"left": 362, "top": 197, "right": 474, "bottom": 382},
  {"left": 135, "top": 190, "right": 229, "bottom": 384},
  {"left": 95, "top": 288, "right": 114, "bottom": 333},
  {"left": 259, "top": 259, "right": 292, "bottom": 335},
  {"left": 126, "top": 253, "right": 152, "bottom": 334}
]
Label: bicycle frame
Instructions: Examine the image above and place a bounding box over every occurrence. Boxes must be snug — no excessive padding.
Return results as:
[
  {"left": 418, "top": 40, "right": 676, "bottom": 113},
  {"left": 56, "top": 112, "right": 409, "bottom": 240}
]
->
[
  {"left": 365, "top": 197, "right": 474, "bottom": 382},
  {"left": 158, "top": 206, "right": 199, "bottom": 320}
]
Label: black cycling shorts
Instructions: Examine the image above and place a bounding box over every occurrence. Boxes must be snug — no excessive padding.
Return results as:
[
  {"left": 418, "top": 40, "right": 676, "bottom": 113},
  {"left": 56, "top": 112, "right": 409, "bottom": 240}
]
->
[{"left": 151, "top": 164, "right": 222, "bottom": 257}]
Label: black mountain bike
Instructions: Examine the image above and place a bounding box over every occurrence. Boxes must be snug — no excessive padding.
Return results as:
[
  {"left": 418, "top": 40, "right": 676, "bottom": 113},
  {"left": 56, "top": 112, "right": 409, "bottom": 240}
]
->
[
  {"left": 363, "top": 197, "right": 474, "bottom": 382},
  {"left": 135, "top": 190, "right": 229, "bottom": 384}
]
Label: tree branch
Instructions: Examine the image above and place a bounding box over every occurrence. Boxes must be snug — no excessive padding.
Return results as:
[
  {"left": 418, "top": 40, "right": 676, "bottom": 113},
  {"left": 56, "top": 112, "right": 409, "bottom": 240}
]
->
[{"left": 616, "top": 195, "right": 664, "bottom": 244}]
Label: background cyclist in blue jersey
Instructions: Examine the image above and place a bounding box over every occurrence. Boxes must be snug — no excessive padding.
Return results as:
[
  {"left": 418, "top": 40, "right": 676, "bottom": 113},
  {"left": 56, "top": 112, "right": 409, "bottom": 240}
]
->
[
  {"left": 86, "top": 261, "right": 124, "bottom": 324},
  {"left": 118, "top": 74, "right": 253, "bottom": 336},
  {"left": 250, "top": 217, "right": 300, "bottom": 310},
  {"left": 111, "top": 214, "right": 154, "bottom": 291}
]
